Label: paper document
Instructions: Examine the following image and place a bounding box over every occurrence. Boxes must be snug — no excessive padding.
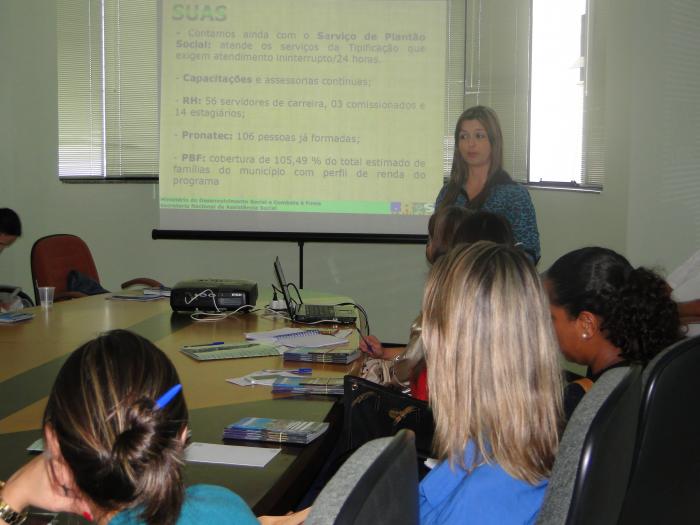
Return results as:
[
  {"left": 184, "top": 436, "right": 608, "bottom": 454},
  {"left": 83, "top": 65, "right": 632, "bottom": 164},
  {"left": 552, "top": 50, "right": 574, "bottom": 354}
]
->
[{"left": 185, "top": 442, "right": 280, "bottom": 467}]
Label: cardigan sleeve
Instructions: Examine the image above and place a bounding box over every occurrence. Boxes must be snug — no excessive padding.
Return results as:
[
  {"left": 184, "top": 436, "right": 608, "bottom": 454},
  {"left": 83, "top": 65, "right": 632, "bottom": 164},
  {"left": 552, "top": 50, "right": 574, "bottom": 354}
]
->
[{"left": 484, "top": 184, "right": 541, "bottom": 263}]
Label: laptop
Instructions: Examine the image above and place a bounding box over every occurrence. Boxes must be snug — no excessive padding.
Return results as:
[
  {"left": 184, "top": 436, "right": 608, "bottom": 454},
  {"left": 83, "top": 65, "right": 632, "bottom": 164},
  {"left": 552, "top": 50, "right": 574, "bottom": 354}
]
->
[{"left": 273, "top": 257, "right": 357, "bottom": 324}]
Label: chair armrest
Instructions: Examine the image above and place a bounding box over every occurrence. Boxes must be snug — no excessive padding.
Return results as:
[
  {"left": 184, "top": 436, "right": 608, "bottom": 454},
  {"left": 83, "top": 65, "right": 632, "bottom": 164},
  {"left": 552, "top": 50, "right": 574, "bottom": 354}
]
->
[
  {"left": 120, "top": 278, "right": 163, "bottom": 289},
  {"left": 55, "top": 291, "right": 87, "bottom": 302}
]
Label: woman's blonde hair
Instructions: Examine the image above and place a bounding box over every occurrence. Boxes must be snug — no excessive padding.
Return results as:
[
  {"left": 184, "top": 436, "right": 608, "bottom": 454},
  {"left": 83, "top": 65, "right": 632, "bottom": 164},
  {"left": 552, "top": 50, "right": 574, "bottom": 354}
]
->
[{"left": 422, "top": 241, "right": 562, "bottom": 483}]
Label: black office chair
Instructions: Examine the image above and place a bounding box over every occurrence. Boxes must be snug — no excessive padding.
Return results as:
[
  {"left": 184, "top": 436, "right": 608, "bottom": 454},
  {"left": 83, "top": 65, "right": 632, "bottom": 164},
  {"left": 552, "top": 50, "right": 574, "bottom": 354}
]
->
[
  {"left": 618, "top": 336, "right": 700, "bottom": 524},
  {"left": 537, "top": 365, "right": 642, "bottom": 525},
  {"left": 305, "top": 429, "right": 419, "bottom": 525}
]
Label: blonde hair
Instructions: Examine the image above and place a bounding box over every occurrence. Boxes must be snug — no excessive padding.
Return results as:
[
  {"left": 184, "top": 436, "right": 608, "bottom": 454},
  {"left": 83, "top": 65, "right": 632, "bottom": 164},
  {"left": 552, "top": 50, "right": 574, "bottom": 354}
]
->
[{"left": 422, "top": 241, "right": 562, "bottom": 483}]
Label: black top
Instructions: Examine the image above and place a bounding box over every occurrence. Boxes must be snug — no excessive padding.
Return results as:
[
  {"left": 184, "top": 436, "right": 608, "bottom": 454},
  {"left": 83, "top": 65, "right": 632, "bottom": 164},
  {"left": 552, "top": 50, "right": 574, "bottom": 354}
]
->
[{"left": 563, "top": 360, "right": 629, "bottom": 421}]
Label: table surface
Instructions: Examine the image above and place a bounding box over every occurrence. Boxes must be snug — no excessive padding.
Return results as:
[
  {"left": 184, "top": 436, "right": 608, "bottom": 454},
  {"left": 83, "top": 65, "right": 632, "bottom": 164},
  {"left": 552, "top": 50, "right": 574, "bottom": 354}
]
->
[{"left": 0, "top": 293, "right": 362, "bottom": 515}]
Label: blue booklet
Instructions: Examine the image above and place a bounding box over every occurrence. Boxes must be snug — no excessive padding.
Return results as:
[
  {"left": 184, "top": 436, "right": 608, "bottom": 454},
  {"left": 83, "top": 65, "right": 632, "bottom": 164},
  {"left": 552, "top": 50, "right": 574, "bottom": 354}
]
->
[
  {"left": 223, "top": 417, "right": 329, "bottom": 444},
  {"left": 0, "top": 311, "right": 34, "bottom": 324}
]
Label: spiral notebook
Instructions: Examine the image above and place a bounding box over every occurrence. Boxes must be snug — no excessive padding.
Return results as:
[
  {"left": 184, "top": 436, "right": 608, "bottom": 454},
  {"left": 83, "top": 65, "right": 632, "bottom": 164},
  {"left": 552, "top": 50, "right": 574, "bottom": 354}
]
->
[{"left": 246, "top": 328, "right": 348, "bottom": 348}]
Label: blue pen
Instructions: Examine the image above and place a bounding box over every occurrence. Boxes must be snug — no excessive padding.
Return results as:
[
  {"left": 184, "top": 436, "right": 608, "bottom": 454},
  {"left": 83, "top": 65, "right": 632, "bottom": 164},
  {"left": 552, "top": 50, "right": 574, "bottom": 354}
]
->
[
  {"left": 154, "top": 384, "right": 182, "bottom": 410},
  {"left": 183, "top": 341, "right": 224, "bottom": 348},
  {"left": 263, "top": 368, "right": 312, "bottom": 375}
]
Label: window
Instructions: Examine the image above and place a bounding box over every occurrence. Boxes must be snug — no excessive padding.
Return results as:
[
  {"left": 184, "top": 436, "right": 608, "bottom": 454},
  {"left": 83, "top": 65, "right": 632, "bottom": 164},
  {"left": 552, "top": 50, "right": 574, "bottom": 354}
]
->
[
  {"left": 530, "top": 0, "right": 605, "bottom": 188},
  {"left": 463, "top": 0, "right": 606, "bottom": 189},
  {"left": 57, "top": 0, "right": 159, "bottom": 180}
]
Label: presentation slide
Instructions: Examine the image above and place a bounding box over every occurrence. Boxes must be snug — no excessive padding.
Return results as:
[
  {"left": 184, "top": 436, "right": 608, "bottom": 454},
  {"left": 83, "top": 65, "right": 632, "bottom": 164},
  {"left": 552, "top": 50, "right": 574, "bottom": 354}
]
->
[{"left": 159, "top": 0, "right": 447, "bottom": 236}]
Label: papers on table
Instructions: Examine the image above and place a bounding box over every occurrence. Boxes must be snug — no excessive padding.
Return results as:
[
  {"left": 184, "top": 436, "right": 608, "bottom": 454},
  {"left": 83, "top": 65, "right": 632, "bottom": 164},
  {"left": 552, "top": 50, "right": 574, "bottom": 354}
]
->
[
  {"left": 108, "top": 293, "right": 163, "bottom": 302},
  {"left": 185, "top": 442, "right": 280, "bottom": 467},
  {"left": 227, "top": 370, "right": 306, "bottom": 387}
]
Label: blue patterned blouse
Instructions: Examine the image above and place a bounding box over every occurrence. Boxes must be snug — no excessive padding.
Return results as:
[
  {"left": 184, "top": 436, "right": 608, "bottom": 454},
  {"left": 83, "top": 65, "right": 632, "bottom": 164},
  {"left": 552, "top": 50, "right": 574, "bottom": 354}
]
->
[{"left": 435, "top": 181, "right": 541, "bottom": 263}]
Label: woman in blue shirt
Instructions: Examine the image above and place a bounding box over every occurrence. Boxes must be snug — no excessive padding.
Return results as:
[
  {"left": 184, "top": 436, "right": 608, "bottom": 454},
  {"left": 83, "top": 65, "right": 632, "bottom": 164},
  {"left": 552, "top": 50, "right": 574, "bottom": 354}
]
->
[
  {"left": 419, "top": 242, "right": 563, "bottom": 524},
  {"left": 436, "top": 106, "right": 541, "bottom": 262},
  {"left": 0, "top": 330, "right": 259, "bottom": 525}
]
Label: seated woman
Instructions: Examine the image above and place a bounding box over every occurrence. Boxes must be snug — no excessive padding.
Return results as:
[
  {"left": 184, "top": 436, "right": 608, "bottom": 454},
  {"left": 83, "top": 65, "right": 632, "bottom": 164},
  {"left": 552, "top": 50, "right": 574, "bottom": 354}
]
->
[
  {"left": 0, "top": 330, "right": 295, "bottom": 525},
  {"left": 543, "top": 247, "right": 682, "bottom": 419},
  {"left": 360, "top": 208, "right": 514, "bottom": 400},
  {"left": 419, "top": 241, "right": 562, "bottom": 524}
]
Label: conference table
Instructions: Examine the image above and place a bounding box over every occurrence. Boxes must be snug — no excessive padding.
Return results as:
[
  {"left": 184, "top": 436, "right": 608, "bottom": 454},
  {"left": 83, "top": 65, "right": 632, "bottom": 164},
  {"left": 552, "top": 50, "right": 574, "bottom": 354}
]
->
[{"left": 0, "top": 293, "right": 364, "bottom": 518}]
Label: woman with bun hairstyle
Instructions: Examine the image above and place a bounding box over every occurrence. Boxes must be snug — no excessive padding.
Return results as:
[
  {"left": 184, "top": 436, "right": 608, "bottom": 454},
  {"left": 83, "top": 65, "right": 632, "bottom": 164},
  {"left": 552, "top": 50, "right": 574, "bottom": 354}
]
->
[
  {"left": 419, "top": 241, "right": 562, "bottom": 524},
  {"left": 0, "top": 329, "right": 260, "bottom": 525},
  {"left": 436, "top": 105, "right": 540, "bottom": 262},
  {"left": 544, "top": 247, "right": 682, "bottom": 419}
]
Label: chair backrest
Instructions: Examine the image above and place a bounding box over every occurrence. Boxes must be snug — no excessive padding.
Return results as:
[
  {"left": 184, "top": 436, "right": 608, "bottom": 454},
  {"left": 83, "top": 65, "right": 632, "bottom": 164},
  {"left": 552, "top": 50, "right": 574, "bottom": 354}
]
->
[
  {"left": 30, "top": 234, "right": 99, "bottom": 303},
  {"left": 618, "top": 335, "right": 700, "bottom": 524},
  {"left": 537, "top": 365, "right": 642, "bottom": 525},
  {"left": 306, "top": 429, "right": 419, "bottom": 525}
]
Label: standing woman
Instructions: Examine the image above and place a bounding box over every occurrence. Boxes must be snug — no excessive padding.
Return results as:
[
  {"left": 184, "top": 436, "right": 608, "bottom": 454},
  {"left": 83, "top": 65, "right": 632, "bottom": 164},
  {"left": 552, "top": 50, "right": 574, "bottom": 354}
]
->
[
  {"left": 419, "top": 242, "right": 562, "bottom": 523},
  {"left": 436, "top": 106, "right": 541, "bottom": 262}
]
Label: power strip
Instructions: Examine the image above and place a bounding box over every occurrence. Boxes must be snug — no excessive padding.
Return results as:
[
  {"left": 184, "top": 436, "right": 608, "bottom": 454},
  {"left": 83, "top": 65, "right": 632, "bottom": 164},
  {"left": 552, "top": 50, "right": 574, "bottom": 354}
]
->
[{"left": 268, "top": 300, "right": 287, "bottom": 310}]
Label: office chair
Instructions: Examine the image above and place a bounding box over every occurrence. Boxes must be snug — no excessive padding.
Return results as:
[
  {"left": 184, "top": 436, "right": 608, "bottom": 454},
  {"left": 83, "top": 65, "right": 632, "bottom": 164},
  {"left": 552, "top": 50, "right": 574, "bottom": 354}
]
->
[
  {"left": 305, "top": 429, "right": 419, "bottom": 525},
  {"left": 536, "top": 365, "right": 642, "bottom": 525},
  {"left": 30, "top": 234, "right": 161, "bottom": 304},
  {"left": 617, "top": 335, "right": 700, "bottom": 524}
]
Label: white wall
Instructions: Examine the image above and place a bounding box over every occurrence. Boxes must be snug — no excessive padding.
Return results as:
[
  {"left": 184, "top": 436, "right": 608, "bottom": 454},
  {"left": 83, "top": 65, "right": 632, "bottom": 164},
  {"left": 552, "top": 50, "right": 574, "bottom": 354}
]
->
[
  {"left": 624, "top": 0, "right": 700, "bottom": 272},
  {"left": 1, "top": 0, "right": 696, "bottom": 343}
]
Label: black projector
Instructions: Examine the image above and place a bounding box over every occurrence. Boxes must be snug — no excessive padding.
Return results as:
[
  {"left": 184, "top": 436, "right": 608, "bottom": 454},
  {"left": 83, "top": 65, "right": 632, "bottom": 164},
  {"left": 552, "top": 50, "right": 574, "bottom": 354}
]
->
[{"left": 170, "top": 279, "right": 258, "bottom": 313}]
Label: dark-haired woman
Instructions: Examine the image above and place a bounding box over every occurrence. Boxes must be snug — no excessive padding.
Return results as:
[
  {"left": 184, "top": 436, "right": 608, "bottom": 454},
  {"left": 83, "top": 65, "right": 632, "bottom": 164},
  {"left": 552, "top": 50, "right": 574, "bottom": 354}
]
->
[
  {"left": 544, "top": 247, "right": 682, "bottom": 419},
  {"left": 436, "top": 105, "right": 541, "bottom": 262},
  {"left": 0, "top": 330, "right": 261, "bottom": 525}
]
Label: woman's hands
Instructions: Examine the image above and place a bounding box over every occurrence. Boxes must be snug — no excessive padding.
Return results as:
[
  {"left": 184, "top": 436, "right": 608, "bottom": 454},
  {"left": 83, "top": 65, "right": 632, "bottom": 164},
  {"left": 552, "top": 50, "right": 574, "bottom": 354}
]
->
[
  {"left": 2, "top": 454, "right": 91, "bottom": 519},
  {"left": 258, "top": 507, "right": 311, "bottom": 525},
  {"left": 359, "top": 335, "right": 405, "bottom": 361},
  {"left": 359, "top": 334, "right": 385, "bottom": 358}
]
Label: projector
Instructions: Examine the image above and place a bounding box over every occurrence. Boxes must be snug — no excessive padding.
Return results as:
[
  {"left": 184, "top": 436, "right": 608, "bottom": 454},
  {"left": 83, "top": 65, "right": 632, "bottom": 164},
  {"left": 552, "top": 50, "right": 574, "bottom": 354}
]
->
[{"left": 170, "top": 279, "right": 258, "bottom": 313}]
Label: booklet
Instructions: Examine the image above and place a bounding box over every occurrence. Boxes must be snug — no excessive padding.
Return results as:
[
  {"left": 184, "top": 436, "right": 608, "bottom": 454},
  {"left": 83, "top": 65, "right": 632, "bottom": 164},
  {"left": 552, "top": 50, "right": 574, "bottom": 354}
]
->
[
  {"left": 180, "top": 341, "right": 281, "bottom": 361},
  {"left": 271, "top": 376, "right": 344, "bottom": 396},
  {"left": 283, "top": 346, "right": 361, "bottom": 364},
  {"left": 0, "top": 311, "right": 34, "bottom": 324},
  {"left": 223, "top": 417, "right": 329, "bottom": 445}
]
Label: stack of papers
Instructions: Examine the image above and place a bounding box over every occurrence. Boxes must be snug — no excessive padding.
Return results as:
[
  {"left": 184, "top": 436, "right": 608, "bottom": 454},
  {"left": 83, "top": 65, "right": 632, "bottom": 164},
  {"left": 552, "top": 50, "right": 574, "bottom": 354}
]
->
[
  {"left": 143, "top": 286, "right": 172, "bottom": 297},
  {"left": 223, "top": 417, "right": 329, "bottom": 444},
  {"left": 283, "top": 346, "right": 361, "bottom": 364},
  {"left": 108, "top": 293, "right": 162, "bottom": 302},
  {"left": 0, "top": 311, "right": 34, "bottom": 324},
  {"left": 272, "top": 376, "right": 344, "bottom": 395}
]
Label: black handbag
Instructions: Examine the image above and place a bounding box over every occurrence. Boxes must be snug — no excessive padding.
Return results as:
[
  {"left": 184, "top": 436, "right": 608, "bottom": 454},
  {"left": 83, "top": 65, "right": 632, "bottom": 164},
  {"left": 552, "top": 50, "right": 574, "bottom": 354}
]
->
[{"left": 343, "top": 375, "right": 435, "bottom": 461}]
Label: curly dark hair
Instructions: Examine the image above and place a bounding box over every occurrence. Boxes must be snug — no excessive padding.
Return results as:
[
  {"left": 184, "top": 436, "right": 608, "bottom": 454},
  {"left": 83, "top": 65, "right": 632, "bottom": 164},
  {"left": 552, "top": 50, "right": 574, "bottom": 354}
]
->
[{"left": 545, "top": 247, "right": 681, "bottom": 364}]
